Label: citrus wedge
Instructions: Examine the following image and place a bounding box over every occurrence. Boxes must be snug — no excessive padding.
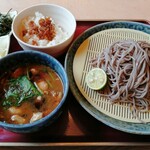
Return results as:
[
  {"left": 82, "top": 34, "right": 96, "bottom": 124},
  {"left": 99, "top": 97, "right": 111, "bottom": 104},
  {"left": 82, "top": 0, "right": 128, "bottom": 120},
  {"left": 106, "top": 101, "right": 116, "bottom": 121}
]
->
[{"left": 86, "top": 68, "right": 107, "bottom": 90}]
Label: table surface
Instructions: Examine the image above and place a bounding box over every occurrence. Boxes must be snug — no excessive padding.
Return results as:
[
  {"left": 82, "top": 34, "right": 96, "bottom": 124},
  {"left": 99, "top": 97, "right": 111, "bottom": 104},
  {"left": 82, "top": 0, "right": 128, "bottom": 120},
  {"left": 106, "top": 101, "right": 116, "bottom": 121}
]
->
[{"left": 0, "top": 0, "right": 150, "bottom": 21}]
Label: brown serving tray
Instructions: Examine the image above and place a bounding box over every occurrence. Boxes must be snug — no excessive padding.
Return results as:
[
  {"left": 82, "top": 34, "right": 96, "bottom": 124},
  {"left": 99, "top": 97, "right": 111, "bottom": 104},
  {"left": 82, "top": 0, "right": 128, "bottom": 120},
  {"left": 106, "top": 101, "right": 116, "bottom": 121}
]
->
[{"left": 1, "top": 21, "right": 150, "bottom": 148}]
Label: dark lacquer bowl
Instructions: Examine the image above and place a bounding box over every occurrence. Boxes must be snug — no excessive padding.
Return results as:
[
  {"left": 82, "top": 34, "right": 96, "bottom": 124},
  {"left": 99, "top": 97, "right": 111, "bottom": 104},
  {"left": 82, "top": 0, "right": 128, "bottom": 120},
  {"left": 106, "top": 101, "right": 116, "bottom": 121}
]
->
[{"left": 0, "top": 50, "right": 69, "bottom": 133}]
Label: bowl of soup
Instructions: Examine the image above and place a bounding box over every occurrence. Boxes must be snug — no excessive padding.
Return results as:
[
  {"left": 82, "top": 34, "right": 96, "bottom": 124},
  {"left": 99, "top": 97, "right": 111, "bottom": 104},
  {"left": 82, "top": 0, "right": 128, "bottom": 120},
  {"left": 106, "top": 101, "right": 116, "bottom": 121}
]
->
[
  {"left": 0, "top": 50, "right": 69, "bottom": 133},
  {"left": 12, "top": 4, "right": 76, "bottom": 57}
]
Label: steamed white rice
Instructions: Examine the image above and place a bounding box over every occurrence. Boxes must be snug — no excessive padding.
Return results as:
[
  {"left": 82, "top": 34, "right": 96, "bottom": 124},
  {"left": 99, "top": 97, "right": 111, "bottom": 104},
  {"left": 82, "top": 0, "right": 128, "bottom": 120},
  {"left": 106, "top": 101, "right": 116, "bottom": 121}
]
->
[{"left": 21, "top": 12, "right": 69, "bottom": 46}]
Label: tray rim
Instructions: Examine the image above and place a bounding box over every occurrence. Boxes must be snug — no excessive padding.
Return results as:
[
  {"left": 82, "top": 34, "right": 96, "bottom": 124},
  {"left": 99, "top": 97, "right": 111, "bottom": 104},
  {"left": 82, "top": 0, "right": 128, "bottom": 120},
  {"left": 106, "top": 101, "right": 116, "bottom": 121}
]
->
[
  {"left": 65, "top": 20, "right": 150, "bottom": 135},
  {"left": 1, "top": 141, "right": 150, "bottom": 146},
  {"left": 1, "top": 21, "right": 150, "bottom": 146}
]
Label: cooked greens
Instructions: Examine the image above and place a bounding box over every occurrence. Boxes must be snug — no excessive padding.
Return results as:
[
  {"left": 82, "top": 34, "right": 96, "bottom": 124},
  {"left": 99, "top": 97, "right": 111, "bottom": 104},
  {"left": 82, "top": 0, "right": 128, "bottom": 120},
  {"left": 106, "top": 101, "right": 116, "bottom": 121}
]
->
[
  {"left": 2, "top": 76, "right": 41, "bottom": 107},
  {"left": 0, "top": 9, "right": 13, "bottom": 36}
]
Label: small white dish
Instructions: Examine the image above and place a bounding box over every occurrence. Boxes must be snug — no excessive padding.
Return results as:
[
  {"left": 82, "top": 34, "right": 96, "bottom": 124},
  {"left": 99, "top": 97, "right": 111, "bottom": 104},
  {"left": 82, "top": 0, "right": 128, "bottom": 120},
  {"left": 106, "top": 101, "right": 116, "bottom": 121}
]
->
[
  {"left": 0, "top": 35, "right": 10, "bottom": 58},
  {"left": 0, "top": 10, "right": 17, "bottom": 58}
]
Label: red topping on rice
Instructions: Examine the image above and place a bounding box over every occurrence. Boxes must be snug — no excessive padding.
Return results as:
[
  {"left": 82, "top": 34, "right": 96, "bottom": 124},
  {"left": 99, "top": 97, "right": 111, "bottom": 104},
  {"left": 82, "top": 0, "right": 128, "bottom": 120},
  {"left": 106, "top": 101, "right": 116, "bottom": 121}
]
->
[{"left": 22, "top": 17, "right": 56, "bottom": 45}]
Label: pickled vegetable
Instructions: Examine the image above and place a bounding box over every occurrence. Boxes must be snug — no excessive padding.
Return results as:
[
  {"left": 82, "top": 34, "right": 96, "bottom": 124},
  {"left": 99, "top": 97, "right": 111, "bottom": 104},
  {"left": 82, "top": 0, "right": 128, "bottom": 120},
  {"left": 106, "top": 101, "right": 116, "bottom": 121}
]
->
[{"left": 0, "top": 9, "right": 13, "bottom": 36}]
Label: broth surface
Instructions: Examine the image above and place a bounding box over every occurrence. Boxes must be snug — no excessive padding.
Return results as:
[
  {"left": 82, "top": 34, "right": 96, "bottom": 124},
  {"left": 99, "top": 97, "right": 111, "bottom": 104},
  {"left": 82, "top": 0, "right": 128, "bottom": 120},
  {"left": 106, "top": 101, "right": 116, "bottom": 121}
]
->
[{"left": 0, "top": 64, "right": 63, "bottom": 124}]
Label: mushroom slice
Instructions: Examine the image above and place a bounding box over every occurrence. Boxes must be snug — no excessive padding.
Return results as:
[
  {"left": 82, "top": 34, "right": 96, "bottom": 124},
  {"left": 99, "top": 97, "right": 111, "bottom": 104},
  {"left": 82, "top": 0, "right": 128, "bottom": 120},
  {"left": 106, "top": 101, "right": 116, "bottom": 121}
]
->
[
  {"left": 8, "top": 106, "right": 22, "bottom": 115},
  {"left": 11, "top": 115, "right": 26, "bottom": 124},
  {"left": 30, "top": 112, "right": 43, "bottom": 123}
]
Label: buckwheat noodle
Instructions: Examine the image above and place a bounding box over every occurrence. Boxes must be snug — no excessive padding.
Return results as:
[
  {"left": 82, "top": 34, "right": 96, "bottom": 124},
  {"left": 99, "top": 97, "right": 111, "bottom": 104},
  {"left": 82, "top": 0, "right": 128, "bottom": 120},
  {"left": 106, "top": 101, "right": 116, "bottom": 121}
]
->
[{"left": 90, "top": 40, "right": 150, "bottom": 122}]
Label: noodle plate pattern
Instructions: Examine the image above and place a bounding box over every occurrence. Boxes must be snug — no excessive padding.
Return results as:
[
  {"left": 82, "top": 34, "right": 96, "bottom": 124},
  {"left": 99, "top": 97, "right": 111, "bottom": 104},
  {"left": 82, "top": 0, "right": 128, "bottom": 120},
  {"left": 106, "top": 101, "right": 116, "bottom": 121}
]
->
[{"left": 67, "top": 21, "right": 150, "bottom": 134}]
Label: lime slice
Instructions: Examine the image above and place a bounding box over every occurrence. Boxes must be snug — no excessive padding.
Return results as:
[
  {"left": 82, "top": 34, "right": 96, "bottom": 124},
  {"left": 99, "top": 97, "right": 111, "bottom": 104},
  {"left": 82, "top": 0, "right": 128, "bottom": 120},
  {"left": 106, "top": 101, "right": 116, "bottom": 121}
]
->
[{"left": 86, "top": 68, "right": 107, "bottom": 90}]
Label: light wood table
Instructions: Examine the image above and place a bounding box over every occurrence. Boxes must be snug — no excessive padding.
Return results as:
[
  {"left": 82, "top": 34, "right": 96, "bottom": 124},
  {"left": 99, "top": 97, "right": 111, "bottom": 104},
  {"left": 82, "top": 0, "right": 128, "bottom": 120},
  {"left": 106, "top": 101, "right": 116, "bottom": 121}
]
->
[{"left": 0, "top": 0, "right": 150, "bottom": 21}]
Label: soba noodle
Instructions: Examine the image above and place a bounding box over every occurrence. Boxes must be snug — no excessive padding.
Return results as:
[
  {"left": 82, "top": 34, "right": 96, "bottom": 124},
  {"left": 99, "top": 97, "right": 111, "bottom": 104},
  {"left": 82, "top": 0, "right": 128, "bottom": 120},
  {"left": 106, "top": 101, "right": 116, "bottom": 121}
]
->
[{"left": 90, "top": 40, "right": 150, "bottom": 121}]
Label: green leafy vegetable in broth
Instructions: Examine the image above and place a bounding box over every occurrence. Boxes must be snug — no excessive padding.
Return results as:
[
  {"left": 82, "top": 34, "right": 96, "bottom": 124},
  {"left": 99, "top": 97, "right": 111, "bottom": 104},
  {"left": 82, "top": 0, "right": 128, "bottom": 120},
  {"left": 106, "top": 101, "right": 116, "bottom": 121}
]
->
[
  {"left": 2, "top": 76, "right": 42, "bottom": 107},
  {"left": 0, "top": 9, "right": 13, "bottom": 36}
]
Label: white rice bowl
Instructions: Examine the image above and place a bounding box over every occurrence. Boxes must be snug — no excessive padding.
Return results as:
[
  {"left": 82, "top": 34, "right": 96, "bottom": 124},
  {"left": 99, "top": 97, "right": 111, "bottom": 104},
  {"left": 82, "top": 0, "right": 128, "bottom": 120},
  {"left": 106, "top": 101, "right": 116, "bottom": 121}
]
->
[{"left": 12, "top": 4, "right": 76, "bottom": 57}]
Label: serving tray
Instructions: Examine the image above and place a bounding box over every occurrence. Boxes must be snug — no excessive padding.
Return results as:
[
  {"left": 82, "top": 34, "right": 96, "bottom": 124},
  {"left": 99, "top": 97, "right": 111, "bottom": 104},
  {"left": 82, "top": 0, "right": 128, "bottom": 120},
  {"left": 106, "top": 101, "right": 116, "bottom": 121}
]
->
[{"left": 1, "top": 21, "right": 150, "bottom": 147}]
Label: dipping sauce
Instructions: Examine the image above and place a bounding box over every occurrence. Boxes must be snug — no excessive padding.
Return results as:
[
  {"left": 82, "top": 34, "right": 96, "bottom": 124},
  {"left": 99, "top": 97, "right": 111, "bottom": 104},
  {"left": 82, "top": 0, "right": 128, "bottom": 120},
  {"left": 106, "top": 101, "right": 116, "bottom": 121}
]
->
[{"left": 0, "top": 64, "right": 63, "bottom": 124}]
